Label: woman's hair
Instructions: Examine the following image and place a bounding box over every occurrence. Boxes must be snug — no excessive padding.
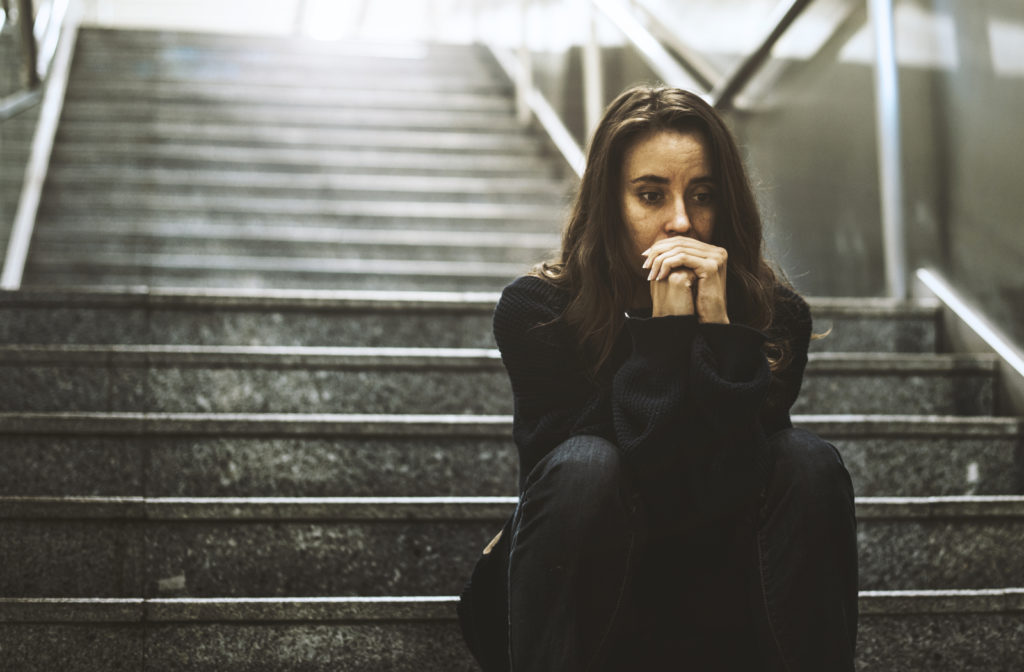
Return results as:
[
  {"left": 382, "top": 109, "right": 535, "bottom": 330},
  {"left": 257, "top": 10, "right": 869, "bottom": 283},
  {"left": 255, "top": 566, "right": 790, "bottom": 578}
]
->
[{"left": 533, "top": 85, "right": 791, "bottom": 377}]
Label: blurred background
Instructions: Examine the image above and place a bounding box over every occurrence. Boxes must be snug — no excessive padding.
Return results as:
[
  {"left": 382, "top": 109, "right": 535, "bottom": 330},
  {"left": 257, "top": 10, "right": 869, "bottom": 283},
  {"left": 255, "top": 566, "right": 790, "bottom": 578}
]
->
[{"left": 2, "top": 0, "right": 1022, "bottom": 343}]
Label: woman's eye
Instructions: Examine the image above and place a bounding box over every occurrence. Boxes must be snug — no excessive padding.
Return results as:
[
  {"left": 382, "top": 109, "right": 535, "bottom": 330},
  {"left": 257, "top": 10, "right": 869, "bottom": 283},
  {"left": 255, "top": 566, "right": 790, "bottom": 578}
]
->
[
  {"left": 693, "top": 191, "right": 714, "bottom": 205},
  {"left": 638, "top": 191, "right": 663, "bottom": 205}
]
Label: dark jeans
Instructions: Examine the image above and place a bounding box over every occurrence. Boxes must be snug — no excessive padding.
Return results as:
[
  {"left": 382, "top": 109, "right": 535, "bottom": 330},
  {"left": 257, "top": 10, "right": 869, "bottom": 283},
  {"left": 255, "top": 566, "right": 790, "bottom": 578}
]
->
[{"left": 505, "top": 429, "right": 858, "bottom": 671}]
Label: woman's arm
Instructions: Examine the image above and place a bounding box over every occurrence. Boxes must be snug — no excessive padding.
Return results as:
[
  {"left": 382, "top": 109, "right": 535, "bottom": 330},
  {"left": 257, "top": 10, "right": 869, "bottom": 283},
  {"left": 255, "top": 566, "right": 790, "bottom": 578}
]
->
[
  {"left": 612, "top": 314, "right": 772, "bottom": 533},
  {"left": 493, "top": 277, "right": 613, "bottom": 490}
]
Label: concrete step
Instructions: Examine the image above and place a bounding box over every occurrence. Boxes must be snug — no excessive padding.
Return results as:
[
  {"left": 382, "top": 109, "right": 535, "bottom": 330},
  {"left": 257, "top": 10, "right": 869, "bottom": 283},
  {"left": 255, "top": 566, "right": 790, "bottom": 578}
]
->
[
  {"left": 22, "top": 252, "right": 526, "bottom": 291},
  {"left": 33, "top": 195, "right": 563, "bottom": 231},
  {"left": 2, "top": 496, "right": 1022, "bottom": 596},
  {"left": 58, "top": 101, "right": 526, "bottom": 132},
  {"left": 72, "top": 48, "right": 501, "bottom": 78},
  {"left": 33, "top": 169, "right": 570, "bottom": 204},
  {"left": 62, "top": 80, "right": 515, "bottom": 113},
  {"left": 0, "top": 345, "right": 996, "bottom": 415},
  {"left": 67, "top": 65, "right": 509, "bottom": 94},
  {"left": 0, "top": 413, "right": 1018, "bottom": 498},
  {"left": 2, "top": 591, "right": 1023, "bottom": 671},
  {"left": 0, "top": 596, "right": 475, "bottom": 672},
  {"left": 0, "top": 289, "right": 938, "bottom": 352},
  {"left": 0, "top": 289, "right": 506, "bottom": 348},
  {"left": 74, "top": 27, "right": 496, "bottom": 63},
  {"left": 38, "top": 167, "right": 569, "bottom": 197},
  {"left": 30, "top": 223, "right": 559, "bottom": 264},
  {"left": 43, "top": 142, "right": 562, "bottom": 177},
  {"left": 53, "top": 122, "right": 542, "bottom": 154}
]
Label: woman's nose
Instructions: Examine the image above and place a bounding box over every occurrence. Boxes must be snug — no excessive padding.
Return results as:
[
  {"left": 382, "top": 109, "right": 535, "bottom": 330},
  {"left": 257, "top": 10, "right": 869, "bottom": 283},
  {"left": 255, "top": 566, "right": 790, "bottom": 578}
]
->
[{"left": 666, "top": 198, "right": 690, "bottom": 233}]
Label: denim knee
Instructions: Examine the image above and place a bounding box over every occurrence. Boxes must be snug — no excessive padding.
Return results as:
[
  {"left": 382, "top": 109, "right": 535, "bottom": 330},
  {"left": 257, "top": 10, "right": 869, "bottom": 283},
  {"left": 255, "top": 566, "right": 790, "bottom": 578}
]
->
[{"left": 519, "top": 434, "right": 633, "bottom": 544}]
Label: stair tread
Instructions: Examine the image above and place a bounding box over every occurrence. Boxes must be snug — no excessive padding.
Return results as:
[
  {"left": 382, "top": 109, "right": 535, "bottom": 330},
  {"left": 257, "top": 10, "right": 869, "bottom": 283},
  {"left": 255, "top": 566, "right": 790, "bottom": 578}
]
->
[
  {"left": 4, "top": 494, "right": 1024, "bottom": 519},
  {"left": 4, "top": 590, "right": 1024, "bottom": 622},
  {"left": 0, "top": 343, "right": 997, "bottom": 370},
  {"left": 0, "top": 411, "right": 1017, "bottom": 436},
  {"left": 0, "top": 287, "right": 941, "bottom": 314}
]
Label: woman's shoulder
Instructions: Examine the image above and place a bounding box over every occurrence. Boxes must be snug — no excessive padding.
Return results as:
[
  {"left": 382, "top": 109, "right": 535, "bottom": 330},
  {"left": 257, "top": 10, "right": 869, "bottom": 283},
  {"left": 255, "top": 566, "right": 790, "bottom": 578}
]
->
[
  {"left": 502, "top": 274, "right": 569, "bottom": 304},
  {"left": 496, "top": 275, "right": 569, "bottom": 321},
  {"left": 493, "top": 274, "right": 571, "bottom": 348},
  {"left": 771, "top": 282, "right": 811, "bottom": 328}
]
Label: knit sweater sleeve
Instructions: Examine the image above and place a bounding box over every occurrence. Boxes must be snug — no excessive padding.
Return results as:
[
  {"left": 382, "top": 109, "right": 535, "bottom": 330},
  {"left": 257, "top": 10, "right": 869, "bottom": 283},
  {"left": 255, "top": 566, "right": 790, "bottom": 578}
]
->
[
  {"left": 612, "top": 315, "right": 772, "bottom": 533},
  {"left": 493, "top": 276, "right": 614, "bottom": 491}
]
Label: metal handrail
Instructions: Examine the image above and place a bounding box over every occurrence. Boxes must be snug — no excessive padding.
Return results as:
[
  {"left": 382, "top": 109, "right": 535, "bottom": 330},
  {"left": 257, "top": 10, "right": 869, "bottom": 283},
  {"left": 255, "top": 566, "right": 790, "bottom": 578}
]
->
[
  {"left": 624, "top": 1, "right": 720, "bottom": 92},
  {"left": 35, "top": 0, "right": 70, "bottom": 80},
  {"left": 1, "top": 0, "right": 69, "bottom": 120},
  {"left": 916, "top": 269, "right": 1024, "bottom": 415},
  {"left": 1, "top": 0, "right": 78, "bottom": 290},
  {"left": 711, "top": 0, "right": 814, "bottom": 110},
  {"left": 590, "top": 0, "right": 701, "bottom": 94}
]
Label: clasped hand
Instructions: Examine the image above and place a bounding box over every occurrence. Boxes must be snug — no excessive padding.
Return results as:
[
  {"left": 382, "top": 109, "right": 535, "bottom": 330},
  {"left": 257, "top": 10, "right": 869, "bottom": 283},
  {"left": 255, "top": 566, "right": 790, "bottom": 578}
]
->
[{"left": 642, "top": 237, "right": 729, "bottom": 323}]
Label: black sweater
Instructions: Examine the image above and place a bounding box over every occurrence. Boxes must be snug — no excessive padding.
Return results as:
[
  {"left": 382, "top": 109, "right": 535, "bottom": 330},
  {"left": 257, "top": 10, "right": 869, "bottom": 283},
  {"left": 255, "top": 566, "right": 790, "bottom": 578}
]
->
[{"left": 493, "top": 274, "right": 812, "bottom": 534}]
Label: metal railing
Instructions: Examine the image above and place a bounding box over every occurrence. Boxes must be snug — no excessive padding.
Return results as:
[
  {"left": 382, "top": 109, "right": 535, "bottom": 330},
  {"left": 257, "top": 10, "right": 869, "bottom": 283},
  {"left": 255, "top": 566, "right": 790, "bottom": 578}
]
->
[
  {"left": 1, "top": 0, "right": 78, "bottom": 290},
  {"left": 1, "top": 0, "right": 69, "bottom": 120},
  {"left": 489, "top": 0, "right": 908, "bottom": 299}
]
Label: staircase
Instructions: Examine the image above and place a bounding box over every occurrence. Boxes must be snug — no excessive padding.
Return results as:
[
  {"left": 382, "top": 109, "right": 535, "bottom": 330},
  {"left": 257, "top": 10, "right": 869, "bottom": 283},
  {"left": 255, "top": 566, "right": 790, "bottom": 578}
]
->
[
  {"left": 17, "top": 27, "right": 568, "bottom": 290},
  {"left": 1, "top": 27, "right": 1022, "bottom": 671}
]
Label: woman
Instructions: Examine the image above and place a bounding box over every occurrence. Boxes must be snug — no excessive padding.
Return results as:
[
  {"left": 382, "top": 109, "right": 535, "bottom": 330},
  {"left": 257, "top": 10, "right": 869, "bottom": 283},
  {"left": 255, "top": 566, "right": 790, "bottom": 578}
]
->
[{"left": 458, "top": 86, "right": 858, "bottom": 671}]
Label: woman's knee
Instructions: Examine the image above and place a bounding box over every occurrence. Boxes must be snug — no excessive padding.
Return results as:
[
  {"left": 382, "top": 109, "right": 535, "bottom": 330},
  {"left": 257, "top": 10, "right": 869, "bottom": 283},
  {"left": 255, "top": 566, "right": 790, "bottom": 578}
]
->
[
  {"left": 525, "top": 434, "right": 623, "bottom": 490},
  {"left": 520, "top": 434, "right": 633, "bottom": 537}
]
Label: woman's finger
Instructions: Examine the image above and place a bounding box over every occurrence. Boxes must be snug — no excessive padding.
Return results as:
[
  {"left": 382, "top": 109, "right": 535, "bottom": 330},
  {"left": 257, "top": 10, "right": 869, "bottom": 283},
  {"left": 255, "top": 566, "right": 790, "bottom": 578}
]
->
[
  {"left": 649, "top": 248, "right": 724, "bottom": 280},
  {"left": 644, "top": 237, "right": 721, "bottom": 258},
  {"left": 653, "top": 253, "right": 691, "bottom": 280},
  {"left": 651, "top": 252, "right": 717, "bottom": 280}
]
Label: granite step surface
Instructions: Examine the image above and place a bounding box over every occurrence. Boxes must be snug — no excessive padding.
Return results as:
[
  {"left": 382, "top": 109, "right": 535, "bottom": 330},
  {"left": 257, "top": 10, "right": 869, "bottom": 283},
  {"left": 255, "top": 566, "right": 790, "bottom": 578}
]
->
[
  {"left": 33, "top": 198, "right": 563, "bottom": 233},
  {"left": 30, "top": 224, "right": 559, "bottom": 264},
  {"left": 37, "top": 167, "right": 570, "bottom": 198},
  {"left": 67, "top": 68, "right": 511, "bottom": 93},
  {"left": 53, "top": 123, "right": 541, "bottom": 154},
  {"left": 0, "top": 345, "right": 996, "bottom": 415},
  {"left": 2, "top": 496, "right": 1023, "bottom": 597},
  {"left": 1, "top": 591, "right": 1022, "bottom": 671},
  {"left": 62, "top": 81, "right": 516, "bottom": 113},
  {"left": 72, "top": 51, "right": 502, "bottom": 79},
  {"left": 0, "top": 413, "right": 1019, "bottom": 498},
  {"left": 73, "top": 27, "right": 498, "bottom": 60},
  {"left": 33, "top": 169, "right": 570, "bottom": 205},
  {"left": 21, "top": 254, "right": 526, "bottom": 292},
  {"left": 58, "top": 102, "right": 526, "bottom": 132},
  {"left": 6, "top": 141, "right": 562, "bottom": 177},
  {"left": 0, "top": 289, "right": 939, "bottom": 352}
]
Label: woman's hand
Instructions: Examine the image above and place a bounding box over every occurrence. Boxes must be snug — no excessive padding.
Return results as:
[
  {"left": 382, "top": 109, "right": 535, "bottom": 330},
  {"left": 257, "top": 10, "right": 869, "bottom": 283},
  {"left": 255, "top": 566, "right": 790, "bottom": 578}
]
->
[
  {"left": 649, "top": 267, "right": 696, "bottom": 317},
  {"left": 643, "top": 237, "right": 729, "bottom": 323}
]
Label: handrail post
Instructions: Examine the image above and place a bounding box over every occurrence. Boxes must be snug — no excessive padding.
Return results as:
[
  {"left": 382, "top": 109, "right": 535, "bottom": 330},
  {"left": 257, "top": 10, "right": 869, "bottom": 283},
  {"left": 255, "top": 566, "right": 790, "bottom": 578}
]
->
[
  {"left": 516, "top": 0, "right": 532, "bottom": 126},
  {"left": 582, "top": 0, "right": 604, "bottom": 139},
  {"left": 18, "top": 0, "right": 39, "bottom": 88},
  {"left": 868, "top": 0, "right": 907, "bottom": 299}
]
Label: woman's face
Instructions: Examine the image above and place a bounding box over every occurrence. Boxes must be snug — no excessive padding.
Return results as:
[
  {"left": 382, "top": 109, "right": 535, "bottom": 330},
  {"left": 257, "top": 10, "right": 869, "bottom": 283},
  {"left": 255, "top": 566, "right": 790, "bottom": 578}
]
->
[{"left": 619, "top": 129, "right": 716, "bottom": 259}]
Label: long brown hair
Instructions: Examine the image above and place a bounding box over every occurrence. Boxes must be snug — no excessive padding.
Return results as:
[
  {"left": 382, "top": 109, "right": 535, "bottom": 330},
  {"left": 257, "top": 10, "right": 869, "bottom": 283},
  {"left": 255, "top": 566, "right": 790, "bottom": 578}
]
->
[{"left": 533, "top": 85, "right": 790, "bottom": 377}]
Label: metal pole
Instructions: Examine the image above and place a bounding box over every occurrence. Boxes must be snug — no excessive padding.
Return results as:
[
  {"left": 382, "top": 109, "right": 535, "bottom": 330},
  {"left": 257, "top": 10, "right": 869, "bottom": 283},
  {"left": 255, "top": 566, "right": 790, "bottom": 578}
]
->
[
  {"left": 18, "top": 0, "right": 39, "bottom": 88},
  {"left": 582, "top": 0, "right": 604, "bottom": 139},
  {"left": 868, "top": 0, "right": 907, "bottom": 299},
  {"left": 516, "top": 0, "right": 532, "bottom": 126}
]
